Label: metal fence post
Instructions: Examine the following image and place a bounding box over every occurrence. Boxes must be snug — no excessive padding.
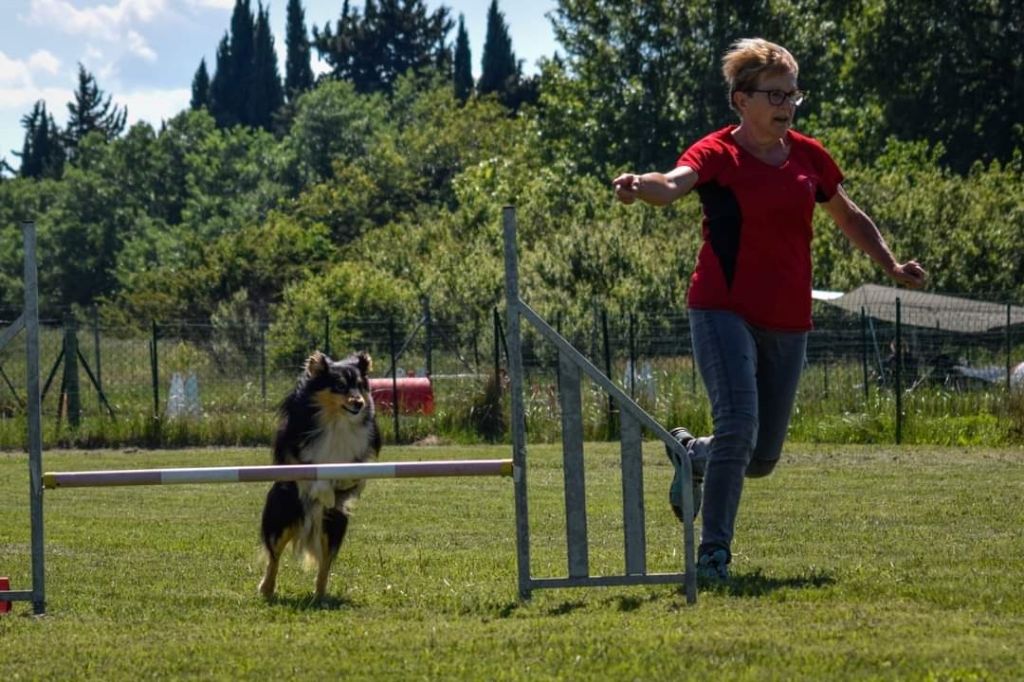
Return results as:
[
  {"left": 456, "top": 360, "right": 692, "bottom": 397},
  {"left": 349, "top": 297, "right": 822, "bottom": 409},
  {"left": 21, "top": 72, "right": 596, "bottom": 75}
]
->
[
  {"left": 690, "top": 318, "right": 697, "bottom": 394},
  {"left": 62, "top": 314, "right": 81, "bottom": 427},
  {"left": 423, "top": 296, "right": 433, "bottom": 378},
  {"left": 823, "top": 352, "right": 829, "bottom": 399},
  {"left": 24, "top": 222, "right": 45, "bottom": 614},
  {"left": 92, "top": 304, "right": 102, "bottom": 394},
  {"left": 150, "top": 320, "right": 159, "bottom": 418},
  {"left": 472, "top": 314, "right": 480, "bottom": 370},
  {"left": 502, "top": 206, "right": 532, "bottom": 601},
  {"left": 260, "top": 323, "right": 267, "bottom": 406},
  {"left": 861, "top": 307, "right": 869, "bottom": 403},
  {"left": 628, "top": 313, "right": 636, "bottom": 400},
  {"left": 492, "top": 307, "right": 501, "bottom": 388},
  {"left": 602, "top": 309, "right": 615, "bottom": 440},
  {"left": 1007, "top": 303, "right": 1012, "bottom": 391},
  {"left": 388, "top": 317, "right": 400, "bottom": 443},
  {"left": 895, "top": 298, "right": 902, "bottom": 444}
]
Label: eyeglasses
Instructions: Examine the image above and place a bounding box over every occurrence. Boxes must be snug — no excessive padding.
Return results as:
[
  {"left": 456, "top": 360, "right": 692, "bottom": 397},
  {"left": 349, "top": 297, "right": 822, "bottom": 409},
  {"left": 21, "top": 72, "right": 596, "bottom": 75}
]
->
[{"left": 744, "top": 89, "right": 807, "bottom": 107}]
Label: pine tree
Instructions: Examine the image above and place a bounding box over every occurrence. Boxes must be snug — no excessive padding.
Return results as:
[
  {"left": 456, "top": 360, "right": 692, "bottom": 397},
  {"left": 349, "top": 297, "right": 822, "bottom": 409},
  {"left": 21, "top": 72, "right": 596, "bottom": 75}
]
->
[
  {"left": 479, "top": 0, "right": 519, "bottom": 101},
  {"left": 65, "top": 64, "right": 127, "bottom": 149},
  {"left": 250, "top": 3, "right": 284, "bottom": 130},
  {"left": 208, "top": 33, "right": 237, "bottom": 127},
  {"left": 16, "top": 100, "right": 65, "bottom": 179},
  {"left": 285, "top": 0, "right": 314, "bottom": 101},
  {"left": 191, "top": 58, "right": 211, "bottom": 110},
  {"left": 453, "top": 14, "right": 473, "bottom": 103}
]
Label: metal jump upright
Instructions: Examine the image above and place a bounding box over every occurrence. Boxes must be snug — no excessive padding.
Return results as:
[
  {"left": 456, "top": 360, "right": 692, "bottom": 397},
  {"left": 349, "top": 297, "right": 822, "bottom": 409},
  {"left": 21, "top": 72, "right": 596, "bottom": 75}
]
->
[
  {"left": 502, "top": 206, "right": 698, "bottom": 604},
  {"left": 0, "top": 222, "right": 46, "bottom": 614}
]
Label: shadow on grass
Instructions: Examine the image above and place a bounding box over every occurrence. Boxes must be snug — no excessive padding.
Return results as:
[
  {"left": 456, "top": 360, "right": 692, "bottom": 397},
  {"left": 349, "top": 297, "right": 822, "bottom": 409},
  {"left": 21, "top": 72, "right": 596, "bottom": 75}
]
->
[
  {"left": 547, "top": 600, "right": 587, "bottom": 616},
  {"left": 265, "top": 593, "right": 358, "bottom": 611},
  {"left": 699, "top": 568, "right": 836, "bottom": 598}
]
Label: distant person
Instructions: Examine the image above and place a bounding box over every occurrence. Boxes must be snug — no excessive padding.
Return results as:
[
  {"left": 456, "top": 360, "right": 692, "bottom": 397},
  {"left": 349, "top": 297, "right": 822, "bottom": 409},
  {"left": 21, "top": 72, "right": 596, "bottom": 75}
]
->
[
  {"left": 881, "top": 338, "right": 920, "bottom": 387},
  {"left": 612, "top": 38, "right": 926, "bottom": 581}
]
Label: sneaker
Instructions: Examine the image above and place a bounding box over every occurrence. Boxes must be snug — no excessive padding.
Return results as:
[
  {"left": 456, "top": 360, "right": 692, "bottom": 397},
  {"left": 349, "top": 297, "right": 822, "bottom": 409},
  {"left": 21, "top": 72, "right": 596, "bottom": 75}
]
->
[
  {"left": 696, "top": 548, "right": 730, "bottom": 582},
  {"left": 665, "top": 426, "right": 702, "bottom": 520}
]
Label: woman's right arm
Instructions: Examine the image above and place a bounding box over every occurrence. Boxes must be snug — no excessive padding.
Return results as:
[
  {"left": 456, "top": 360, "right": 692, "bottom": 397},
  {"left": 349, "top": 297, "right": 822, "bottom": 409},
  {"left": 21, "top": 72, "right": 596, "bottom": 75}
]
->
[{"left": 612, "top": 165, "right": 699, "bottom": 206}]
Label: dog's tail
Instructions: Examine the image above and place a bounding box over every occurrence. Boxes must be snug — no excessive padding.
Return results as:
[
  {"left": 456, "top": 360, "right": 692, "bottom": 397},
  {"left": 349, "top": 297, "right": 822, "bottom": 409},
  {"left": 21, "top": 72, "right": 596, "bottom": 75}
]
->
[{"left": 295, "top": 497, "right": 325, "bottom": 569}]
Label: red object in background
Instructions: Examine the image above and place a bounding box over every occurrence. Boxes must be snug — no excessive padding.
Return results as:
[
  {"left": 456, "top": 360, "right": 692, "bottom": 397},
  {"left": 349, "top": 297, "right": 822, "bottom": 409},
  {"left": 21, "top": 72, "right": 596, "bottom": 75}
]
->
[
  {"left": 369, "top": 377, "right": 435, "bottom": 415},
  {"left": 0, "top": 577, "right": 10, "bottom": 613}
]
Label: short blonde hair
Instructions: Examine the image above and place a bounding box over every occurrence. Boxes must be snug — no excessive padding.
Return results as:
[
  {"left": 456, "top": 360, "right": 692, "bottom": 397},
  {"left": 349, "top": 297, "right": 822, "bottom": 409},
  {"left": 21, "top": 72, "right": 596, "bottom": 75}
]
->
[{"left": 722, "top": 38, "right": 799, "bottom": 112}]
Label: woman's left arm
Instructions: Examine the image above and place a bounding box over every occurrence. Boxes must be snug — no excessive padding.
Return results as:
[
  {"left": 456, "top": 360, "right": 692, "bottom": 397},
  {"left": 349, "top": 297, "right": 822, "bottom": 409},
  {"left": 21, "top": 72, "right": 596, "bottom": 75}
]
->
[{"left": 822, "top": 184, "right": 927, "bottom": 289}]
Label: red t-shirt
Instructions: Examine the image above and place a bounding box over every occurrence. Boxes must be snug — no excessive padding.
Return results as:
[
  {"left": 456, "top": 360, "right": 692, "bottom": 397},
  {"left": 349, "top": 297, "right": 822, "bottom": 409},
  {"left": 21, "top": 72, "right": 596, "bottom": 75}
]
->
[{"left": 677, "top": 126, "right": 844, "bottom": 331}]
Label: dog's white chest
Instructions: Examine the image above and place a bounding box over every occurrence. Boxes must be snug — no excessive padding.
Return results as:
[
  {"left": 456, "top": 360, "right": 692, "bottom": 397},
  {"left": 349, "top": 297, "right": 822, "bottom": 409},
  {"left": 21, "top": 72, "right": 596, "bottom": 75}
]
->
[{"left": 303, "top": 420, "right": 369, "bottom": 465}]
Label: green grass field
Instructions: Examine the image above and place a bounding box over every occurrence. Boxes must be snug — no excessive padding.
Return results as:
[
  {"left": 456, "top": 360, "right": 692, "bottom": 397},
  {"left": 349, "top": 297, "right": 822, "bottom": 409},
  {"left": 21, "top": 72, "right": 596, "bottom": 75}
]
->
[{"left": 1, "top": 443, "right": 1022, "bottom": 680}]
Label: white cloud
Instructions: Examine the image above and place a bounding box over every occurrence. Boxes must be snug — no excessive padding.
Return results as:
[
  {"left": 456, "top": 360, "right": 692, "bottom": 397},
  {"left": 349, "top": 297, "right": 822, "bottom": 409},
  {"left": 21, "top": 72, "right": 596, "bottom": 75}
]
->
[
  {"left": 127, "top": 31, "right": 157, "bottom": 62},
  {"left": 0, "top": 85, "right": 73, "bottom": 119},
  {"left": 0, "top": 50, "right": 62, "bottom": 87},
  {"left": 0, "top": 53, "right": 33, "bottom": 87},
  {"left": 114, "top": 87, "right": 190, "bottom": 127},
  {"left": 28, "top": 51, "right": 61, "bottom": 76},
  {"left": 185, "top": 0, "right": 233, "bottom": 8},
  {"left": 25, "top": 0, "right": 164, "bottom": 57},
  {"left": 84, "top": 45, "right": 106, "bottom": 65}
]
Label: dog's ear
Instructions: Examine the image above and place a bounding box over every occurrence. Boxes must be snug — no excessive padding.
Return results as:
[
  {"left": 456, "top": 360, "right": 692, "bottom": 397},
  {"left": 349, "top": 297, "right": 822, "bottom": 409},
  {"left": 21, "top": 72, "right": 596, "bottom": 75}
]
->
[
  {"left": 304, "top": 351, "right": 329, "bottom": 378},
  {"left": 355, "top": 351, "right": 372, "bottom": 377}
]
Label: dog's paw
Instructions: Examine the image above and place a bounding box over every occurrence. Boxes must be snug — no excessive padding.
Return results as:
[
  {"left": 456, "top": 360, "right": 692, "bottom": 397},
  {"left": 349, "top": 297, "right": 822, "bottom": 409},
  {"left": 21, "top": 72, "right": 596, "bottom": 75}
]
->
[{"left": 258, "top": 577, "right": 276, "bottom": 599}]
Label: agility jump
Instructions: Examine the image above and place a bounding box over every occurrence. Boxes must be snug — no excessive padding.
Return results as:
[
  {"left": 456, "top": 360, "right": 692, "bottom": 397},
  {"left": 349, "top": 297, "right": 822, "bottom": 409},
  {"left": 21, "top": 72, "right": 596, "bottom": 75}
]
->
[
  {"left": 43, "top": 459, "right": 513, "bottom": 489},
  {"left": 6, "top": 207, "right": 698, "bottom": 613}
]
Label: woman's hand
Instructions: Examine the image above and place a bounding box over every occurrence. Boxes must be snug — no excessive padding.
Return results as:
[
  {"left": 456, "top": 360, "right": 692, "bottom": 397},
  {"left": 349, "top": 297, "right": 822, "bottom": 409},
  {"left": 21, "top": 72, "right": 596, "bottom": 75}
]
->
[
  {"left": 612, "top": 167, "right": 697, "bottom": 207},
  {"left": 888, "top": 260, "right": 928, "bottom": 289},
  {"left": 613, "top": 173, "right": 641, "bottom": 204}
]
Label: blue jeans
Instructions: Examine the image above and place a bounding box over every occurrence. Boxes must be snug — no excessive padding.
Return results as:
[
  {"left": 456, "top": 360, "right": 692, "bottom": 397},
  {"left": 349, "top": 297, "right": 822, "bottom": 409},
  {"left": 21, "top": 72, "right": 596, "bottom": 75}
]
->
[{"left": 688, "top": 309, "right": 807, "bottom": 560}]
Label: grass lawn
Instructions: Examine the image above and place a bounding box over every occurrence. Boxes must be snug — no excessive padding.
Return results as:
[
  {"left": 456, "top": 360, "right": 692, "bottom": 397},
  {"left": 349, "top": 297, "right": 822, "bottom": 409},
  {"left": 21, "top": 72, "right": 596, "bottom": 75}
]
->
[{"left": 1, "top": 442, "right": 1022, "bottom": 680}]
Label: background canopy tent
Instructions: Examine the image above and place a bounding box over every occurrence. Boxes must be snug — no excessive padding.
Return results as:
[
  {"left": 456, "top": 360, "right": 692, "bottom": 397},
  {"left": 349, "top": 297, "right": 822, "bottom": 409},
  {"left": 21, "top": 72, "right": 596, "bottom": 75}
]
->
[{"left": 817, "top": 284, "right": 1024, "bottom": 333}]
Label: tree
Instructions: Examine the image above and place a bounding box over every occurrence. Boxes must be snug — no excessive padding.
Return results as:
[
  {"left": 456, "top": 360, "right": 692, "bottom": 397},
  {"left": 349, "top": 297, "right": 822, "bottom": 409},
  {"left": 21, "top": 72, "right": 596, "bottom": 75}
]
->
[
  {"left": 249, "top": 3, "right": 284, "bottom": 131},
  {"left": 228, "top": 0, "right": 256, "bottom": 122},
  {"left": 478, "top": 0, "right": 518, "bottom": 101},
  {"left": 17, "top": 100, "right": 65, "bottom": 179},
  {"left": 540, "top": 1, "right": 818, "bottom": 172},
  {"left": 207, "top": 1, "right": 285, "bottom": 130},
  {"left": 208, "top": 34, "right": 236, "bottom": 127},
  {"left": 844, "top": 0, "right": 1024, "bottom": 171},
  {"left": 191, "top": 58, "right": 211, "bottom": 110},
  {"left": 209, "top": 0, "right": 256, "bottom": 128},
  {"left": 65, "top": 64, "right": 127, "bottom": 150},
  {"left": 452, "top": 14, "right": 473, "bottom": 102},
  {"left": 312, "top": 0, "right": 453, "bottom": 94},
  {"left": 285, "top": 0, "right": 315, "bottom": 101}
]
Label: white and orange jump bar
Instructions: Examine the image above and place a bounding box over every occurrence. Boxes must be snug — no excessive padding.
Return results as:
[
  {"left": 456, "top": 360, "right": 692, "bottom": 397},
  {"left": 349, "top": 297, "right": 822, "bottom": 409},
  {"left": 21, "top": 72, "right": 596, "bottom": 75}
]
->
[{"left": 42, "top": 459, "right": 514, "bottom": 489}]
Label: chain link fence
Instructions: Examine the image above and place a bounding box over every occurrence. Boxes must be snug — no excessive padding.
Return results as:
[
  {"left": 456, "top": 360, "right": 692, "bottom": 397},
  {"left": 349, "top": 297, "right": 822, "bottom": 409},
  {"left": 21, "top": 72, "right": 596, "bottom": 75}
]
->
[{"left": 1, "top": 292, "right": 1022, "bottom": 447}]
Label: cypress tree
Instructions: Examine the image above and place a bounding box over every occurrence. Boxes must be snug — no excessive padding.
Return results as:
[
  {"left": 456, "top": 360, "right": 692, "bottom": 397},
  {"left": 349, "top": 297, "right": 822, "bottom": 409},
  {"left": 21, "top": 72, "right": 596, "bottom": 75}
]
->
[
  {"left": 312, "top": 0, "right": 452, "bottom": 94},
  {"left": 191, "top": 58, "right": 211, "bottom": 110},
  {"left": 17, "top": 103, "right": 44, "bottom": 179},
  {"left": 66, "top": 64, "right": 127, "bottom": 148},
  {"left": 479, "top": 0, "right": 519, "bottom": 100},
  {"left": 453, "top": 14, "right": 473, "bottom": 102},
  {"left": 17, "top": 100, "right": 65, "bottom": 179},
  {"left": 208, "top": 33, "right": 236, "bottom": 127},
  {"left": 250, "top": 3, "right": 284, "bottom": 130},
  {"left": 229, "top": 0, "right": 256, "bottom": 125},
  {"left": 285, "top": 0, "right": 314, "bottom": 101}
]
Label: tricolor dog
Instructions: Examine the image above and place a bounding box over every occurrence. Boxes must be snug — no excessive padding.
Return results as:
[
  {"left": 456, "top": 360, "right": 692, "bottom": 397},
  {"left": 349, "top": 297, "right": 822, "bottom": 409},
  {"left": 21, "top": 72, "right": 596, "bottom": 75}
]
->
[{"left": 258, "top": 351, "right": 381, "bottom": 600}]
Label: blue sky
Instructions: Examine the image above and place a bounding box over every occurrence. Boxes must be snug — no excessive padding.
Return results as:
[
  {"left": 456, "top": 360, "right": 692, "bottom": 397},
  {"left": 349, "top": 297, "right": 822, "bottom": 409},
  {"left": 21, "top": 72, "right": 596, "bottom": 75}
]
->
[{"left": 0, "top": 0, "right": 559, "bottom": 169}]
